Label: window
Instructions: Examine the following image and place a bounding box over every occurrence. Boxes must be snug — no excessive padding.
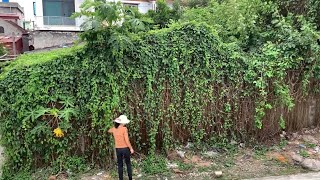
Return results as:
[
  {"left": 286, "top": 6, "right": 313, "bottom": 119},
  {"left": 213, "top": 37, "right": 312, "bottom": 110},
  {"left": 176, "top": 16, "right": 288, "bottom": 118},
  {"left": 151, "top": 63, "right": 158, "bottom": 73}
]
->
[
  {"left": 42, "top": 0, "right": 76, "bottom": 25},
  {"left": 0, "top": 26, "right": 4, "bottom": 33},
  {"left": 2, "top": 0, "right": 9, "bottom": 3},
  {"left": 123, "top": 3, "right": 139, "bottom": 9},
  {"left": 33, "top": 2, "right": 36, "bottom": 16}
]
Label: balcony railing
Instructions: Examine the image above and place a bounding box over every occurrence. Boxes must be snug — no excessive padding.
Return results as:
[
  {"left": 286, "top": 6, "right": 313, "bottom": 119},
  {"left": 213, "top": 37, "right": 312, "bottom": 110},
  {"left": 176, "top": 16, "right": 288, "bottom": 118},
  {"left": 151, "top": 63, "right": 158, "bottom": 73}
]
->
[
  {"left": 35, "top": 16, "right": 76, "bottom": 26},
  {"left": 33, "top": 16, "right": 84, "bottom": 31}
]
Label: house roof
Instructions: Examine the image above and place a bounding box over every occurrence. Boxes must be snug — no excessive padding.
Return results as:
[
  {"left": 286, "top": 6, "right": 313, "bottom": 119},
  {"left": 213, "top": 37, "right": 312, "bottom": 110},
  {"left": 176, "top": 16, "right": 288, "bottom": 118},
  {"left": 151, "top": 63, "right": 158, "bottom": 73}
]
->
[
  {"left": 0, "top": 13, "right": 20, "bottom": 19},
  {"left": 0, "top": 36, "right": 22, "bottom": 43}
]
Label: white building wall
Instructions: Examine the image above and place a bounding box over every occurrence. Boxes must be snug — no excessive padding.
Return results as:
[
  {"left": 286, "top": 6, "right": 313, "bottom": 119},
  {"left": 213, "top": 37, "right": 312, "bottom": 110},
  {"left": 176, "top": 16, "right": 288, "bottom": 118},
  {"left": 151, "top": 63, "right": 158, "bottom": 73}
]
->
[
  {"left": 74, "top": 0, "right": 85, "bottom": 28},
  {"left": 10, "top": 0, "right": 36, "bottom": 21},
  {"left": 35, "top": 0, "right": 44, "bottom": 18},
  {"left": 34, "top": 0, "right": 83, "bottom": 31},
  {"left": 34, "top": 0, "right": 44, "bottom": 30},
  {"left": 120, "top": 0, "right": 154, "bottom": 13},
  {"left": 11, "top": 0, "right": 82, "bottom": 31},
  {"left": 11, "top": 0, "right": 155, "bottom": 31},
  {"left": 138, "top": 1, "right": 153, "bottom": 13}
]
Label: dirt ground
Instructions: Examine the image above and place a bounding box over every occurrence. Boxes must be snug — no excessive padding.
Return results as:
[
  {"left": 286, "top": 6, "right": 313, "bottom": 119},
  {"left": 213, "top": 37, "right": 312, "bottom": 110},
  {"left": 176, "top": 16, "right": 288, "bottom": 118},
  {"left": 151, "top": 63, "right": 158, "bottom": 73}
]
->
[
  {"left": 50, "top": 127, "right": 320, "bottom": 180},
  {"left": 78, "top": 152, "right": 306, "bottom": 180}
]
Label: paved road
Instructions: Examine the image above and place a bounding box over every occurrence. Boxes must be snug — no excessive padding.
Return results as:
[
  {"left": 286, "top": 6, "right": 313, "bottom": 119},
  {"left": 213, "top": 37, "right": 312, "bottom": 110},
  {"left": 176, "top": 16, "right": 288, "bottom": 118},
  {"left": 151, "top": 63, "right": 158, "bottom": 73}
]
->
[{"left": 248, "top": 172, "right": 320, "bottom": 180}]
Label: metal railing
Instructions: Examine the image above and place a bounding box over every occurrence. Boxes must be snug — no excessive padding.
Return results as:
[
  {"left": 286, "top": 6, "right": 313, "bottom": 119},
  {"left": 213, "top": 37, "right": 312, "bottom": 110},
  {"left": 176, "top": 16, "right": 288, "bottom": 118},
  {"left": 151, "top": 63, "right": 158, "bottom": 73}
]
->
[{"left": 35, "top": 16, "right": 77, "bottom": 26}]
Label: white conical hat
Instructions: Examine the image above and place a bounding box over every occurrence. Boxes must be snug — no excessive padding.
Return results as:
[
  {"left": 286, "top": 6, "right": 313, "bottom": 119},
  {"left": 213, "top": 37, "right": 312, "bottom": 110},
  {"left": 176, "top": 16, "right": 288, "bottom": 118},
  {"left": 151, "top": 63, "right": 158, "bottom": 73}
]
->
[{"left": 114, "top": 115, "right": 130, "bottom": 124}]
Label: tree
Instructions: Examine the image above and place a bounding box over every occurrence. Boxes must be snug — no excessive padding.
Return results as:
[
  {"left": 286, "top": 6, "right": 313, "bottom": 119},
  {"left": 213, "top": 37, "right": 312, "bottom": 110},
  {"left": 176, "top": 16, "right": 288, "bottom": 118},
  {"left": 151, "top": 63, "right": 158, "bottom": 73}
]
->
[
  {"left": 186, "top": 0, "right": 210, "bottom": 8},
  {"left": 147, "top": 0, "right": 182, "bottom": 29},
  {"left": 72, "top": 0, "right": 148, "bottom": 32},
  {"left": 72, "top": 0, "right": 152, "bottom": 59},
  {"left": 269, "top": 0, "right": 320, "bottom": 29}
]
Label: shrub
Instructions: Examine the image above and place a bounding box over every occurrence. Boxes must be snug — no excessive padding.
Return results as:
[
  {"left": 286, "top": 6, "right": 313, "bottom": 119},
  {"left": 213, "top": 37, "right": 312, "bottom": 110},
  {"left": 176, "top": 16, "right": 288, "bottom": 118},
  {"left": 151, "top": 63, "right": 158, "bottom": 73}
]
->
[{"left": 1, "top": 0, "right": 320, "bottom": 178}]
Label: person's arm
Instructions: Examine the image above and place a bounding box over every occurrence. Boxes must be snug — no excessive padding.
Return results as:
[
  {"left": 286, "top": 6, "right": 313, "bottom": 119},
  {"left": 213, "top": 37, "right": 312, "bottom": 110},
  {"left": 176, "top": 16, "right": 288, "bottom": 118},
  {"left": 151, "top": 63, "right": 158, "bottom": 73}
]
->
[
  {"left": 124, "top": 127, "right": 134, "bottom": 153},
  {"left": 108, "top": 127, "right": 114, "bottom": 133}
]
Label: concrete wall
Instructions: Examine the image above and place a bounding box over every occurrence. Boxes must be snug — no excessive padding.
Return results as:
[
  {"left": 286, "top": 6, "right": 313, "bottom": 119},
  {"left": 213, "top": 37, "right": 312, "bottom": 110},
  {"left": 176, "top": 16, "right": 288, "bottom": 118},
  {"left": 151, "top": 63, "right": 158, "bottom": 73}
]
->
[{"left": 31, "top": 31, "right": 79, "bottom": 49}]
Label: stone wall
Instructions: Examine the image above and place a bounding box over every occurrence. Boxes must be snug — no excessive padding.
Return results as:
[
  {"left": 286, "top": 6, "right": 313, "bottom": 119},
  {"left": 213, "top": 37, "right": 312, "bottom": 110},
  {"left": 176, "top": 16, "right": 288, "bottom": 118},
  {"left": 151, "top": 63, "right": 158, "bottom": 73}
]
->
[{"left": 31, "top": 31, "right": 79, "bottom": 49}]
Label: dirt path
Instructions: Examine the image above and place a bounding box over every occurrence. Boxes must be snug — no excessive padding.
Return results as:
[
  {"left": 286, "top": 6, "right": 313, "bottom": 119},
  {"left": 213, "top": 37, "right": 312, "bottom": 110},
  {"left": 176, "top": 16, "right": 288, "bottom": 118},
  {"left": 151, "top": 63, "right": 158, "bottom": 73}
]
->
[
  {"left": 81, "top": 172, "right": 320, "bottom": 180},
  {"left": 248, "top": 172, "right": 320, "bottom": 180},
  {"left": 0, "top": 145, "right": 4, "bottom": 177}
]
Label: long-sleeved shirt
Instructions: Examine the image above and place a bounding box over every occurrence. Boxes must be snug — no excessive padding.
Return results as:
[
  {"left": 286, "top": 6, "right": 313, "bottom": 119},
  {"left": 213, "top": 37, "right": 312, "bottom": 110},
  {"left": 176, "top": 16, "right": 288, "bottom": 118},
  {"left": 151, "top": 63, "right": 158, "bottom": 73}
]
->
[{"left": 108, "top": 126, "right": 133, "bottom": 149}]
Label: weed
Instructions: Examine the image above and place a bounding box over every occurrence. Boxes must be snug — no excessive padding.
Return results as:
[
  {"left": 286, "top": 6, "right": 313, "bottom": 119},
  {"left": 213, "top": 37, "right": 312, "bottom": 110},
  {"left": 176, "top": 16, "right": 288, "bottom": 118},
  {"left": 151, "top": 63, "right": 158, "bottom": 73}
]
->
[
  {"left": 198, "top": 166, "right": 211, "bottom": 173},
  {"left": 306, "top": 143, "right": 316, "bottom": 148},
  {"left": 279, "top": 140, "right": 288, "bottom": 149},
  {"left": 51, "top": 156, "right": 87, "bottom": 174},
  {"left": 31, "top": 168, "right": 54, "bottom": 180},
  {"left": 12, "top": 170, "right": 32, "bottom": 180},
  {"left": 177, "top": 161, "right": 194, "bottom": 171},
  {"left": 299, "top": 149, "right": 309, "bottom": 158},
  {"left": 110, "top": 168, "right": 118, "bottom": 178},
  {"left": 224, "top": 157, "right": 235, "bottom": 167},
  {"left": 142, "top": 155, "right": 168, "bottom": 175},
  {"left": 254, "top": 145, "right": 269, "bottom": 159},
  {"left": 65, "top": 156, "right": 87, "bottom": 173},
  {"left": 202, "top": 176, "right": 212, "bottom": 180}
]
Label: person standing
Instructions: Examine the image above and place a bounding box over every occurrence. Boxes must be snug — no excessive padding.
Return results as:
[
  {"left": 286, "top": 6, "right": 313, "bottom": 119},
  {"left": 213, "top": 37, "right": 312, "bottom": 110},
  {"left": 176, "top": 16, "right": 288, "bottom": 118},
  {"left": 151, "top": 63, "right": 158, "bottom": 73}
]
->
[{"left": 108, "top": 115, "right": 134, "bottom": 180}]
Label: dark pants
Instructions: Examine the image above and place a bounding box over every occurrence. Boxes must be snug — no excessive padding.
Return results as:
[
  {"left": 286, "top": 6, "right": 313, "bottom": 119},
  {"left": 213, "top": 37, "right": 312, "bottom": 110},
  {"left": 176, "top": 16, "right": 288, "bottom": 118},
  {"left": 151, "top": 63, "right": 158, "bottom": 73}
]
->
[{"left": 116, "top": 148, "right": 132, "bottom": 180}]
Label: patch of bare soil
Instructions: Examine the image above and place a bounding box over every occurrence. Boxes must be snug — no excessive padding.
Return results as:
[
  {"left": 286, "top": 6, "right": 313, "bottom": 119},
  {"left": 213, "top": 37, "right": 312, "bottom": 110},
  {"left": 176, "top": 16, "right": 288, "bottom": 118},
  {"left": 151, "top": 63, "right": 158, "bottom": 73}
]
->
[{"left": 76, "top": 127, "right": 320, "bottom": 180}]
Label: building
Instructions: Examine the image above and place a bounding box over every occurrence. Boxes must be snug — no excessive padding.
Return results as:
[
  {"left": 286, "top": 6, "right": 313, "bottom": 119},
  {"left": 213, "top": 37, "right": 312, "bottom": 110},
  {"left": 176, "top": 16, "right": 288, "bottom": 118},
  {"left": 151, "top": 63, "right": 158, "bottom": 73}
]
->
[
  {"left": 0, "top": 1, "right": 33, "bottom": 55},
  {"left": 29, "top": 0, "right": 85, "bottom": 31},
  {"left": 7, "top": 0, "right": 157, "bottom": 32},
  {"left": 0, "top": 0, "right": 160, "bottom": 49},
  {"left": 0, "top": 1, "right": 24, "bottom": 26}
]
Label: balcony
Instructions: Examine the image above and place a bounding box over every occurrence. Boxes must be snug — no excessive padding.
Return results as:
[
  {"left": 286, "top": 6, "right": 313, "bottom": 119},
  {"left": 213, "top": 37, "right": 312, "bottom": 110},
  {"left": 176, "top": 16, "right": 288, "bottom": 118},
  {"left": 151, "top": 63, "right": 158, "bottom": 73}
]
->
[
  {"left": 42, "top": 16, "right": 75, "bottom": 26},
  {"left": 34, "top": 16, "right": 83, "bottom": 31}
]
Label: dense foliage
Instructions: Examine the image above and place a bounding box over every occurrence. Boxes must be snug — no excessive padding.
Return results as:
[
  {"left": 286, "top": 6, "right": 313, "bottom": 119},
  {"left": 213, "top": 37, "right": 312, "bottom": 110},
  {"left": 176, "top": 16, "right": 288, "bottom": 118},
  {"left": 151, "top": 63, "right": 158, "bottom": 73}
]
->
[
  {"left": 0, "top": 44, "right": 5, "bottom": 56},
  {"left": 0, "top": 0, "right": 320, "bottom": 179},
  {"left": 146, "top": 0, "right": 182, "bottom": 28},
  {"left": 271, "top": 0, "right": 320, "bottom": 29}
]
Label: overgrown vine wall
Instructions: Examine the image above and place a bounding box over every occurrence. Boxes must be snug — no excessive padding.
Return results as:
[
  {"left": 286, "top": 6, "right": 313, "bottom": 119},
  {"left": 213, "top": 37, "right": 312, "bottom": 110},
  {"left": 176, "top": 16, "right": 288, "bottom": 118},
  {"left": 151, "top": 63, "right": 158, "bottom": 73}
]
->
[{"left": 0, "top": 22, "right": 320, "bottom": 178}]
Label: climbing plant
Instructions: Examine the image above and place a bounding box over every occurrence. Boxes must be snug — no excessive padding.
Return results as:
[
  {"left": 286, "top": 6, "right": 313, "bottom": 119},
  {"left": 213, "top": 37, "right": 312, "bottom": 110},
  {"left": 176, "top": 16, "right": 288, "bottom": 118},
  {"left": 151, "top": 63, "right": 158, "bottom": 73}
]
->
[
  {"left": 268, "top": 0, "right": 320, "bottom": 29},
  {"left": 0, "top": 0, "right": 320, "bottom": 179}
]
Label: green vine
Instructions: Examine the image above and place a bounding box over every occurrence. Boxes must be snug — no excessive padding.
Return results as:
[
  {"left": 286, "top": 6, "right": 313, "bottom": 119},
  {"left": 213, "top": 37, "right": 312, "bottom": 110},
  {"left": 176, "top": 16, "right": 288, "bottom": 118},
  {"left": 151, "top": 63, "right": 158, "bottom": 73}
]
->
[{"left": 0, "top": 0, "right": 320, "bottom": 178}]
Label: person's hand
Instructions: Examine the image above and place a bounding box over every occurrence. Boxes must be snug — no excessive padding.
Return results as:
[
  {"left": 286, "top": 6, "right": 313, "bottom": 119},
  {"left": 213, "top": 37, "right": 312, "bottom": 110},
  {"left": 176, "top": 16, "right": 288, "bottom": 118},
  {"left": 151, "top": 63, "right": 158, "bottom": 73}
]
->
[{"left": 130, "top": 148, "right": 134, "bottom": 154}]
